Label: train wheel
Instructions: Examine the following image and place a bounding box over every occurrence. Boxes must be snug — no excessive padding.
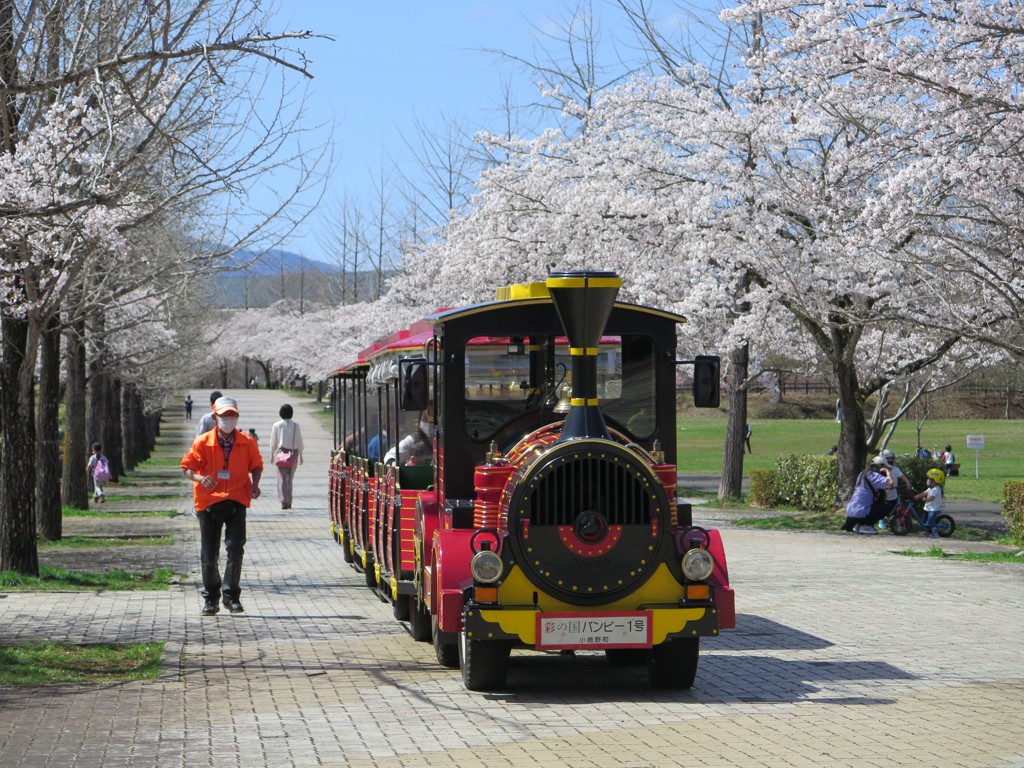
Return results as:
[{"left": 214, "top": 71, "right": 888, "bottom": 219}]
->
[
  {"left": 409, "top": 596, "right": 431, "bottom": 642},
  {"left": 935, "top": 514, "right": 956, "bottom": 538},
  {"left": 890, "top": 517, "right": 911, "bottom": 536},
  {"left": 392, "top": 592, "right": 411, "bottom": 621},
  {"left": 459, "top": 629, "right": 511, "bottom": 691},
  {"left": 605, "top": 648, "right": 648, "bottom": 666},
  {"left": 432, "top": 614, "right": 459, "bottom": 668},
  {"left": 649, "top": 638, "right": 699, "bottom": 689}
]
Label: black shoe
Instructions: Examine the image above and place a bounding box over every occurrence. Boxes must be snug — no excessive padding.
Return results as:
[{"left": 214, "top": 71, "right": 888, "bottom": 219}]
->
[
  {"left": 222, "top": 598, "right": 244, "bottom": 614},
  {"left": 201, "top": 600, "right": 219, "bottom": 616}
]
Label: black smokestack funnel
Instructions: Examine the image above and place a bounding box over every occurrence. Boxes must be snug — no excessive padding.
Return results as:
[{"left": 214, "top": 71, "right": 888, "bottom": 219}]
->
[{"left": 546, "top": 270, "right": 622, "bottom": 441}]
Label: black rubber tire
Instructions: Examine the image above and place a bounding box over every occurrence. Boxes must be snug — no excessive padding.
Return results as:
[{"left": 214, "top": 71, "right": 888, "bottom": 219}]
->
[
  {"left": 605, "top": 648, "right": 648, "bottom": 666},
  {"left": 409, "top": 596, "right": 431, "bottom": 642},
  {"left": 648, "top": 638, "right": 699, "bottom": 689},
  {"left": 433, "top": 614, "right": 459, "bottom": 668},
  {"left": 890, "top": 517, "right": 911, "bottom": 536},
  {"left": 935, "top": 514, "right": 956, "bottom": 538},
  {"left": 392, "top": 592, "right": 411, "bottom": 621},
  {"left": 459, "top": 629, "right": 511, "bottom": 691}
]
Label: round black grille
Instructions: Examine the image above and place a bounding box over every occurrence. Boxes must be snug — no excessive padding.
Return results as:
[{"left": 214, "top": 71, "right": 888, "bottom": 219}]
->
[{"left": 505, "top": 439, "right": 671, "bottom": 604}]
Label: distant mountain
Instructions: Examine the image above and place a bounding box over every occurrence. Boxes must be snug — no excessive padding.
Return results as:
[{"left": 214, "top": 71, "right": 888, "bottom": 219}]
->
[{"left": 220, "top": 247, "right": 342, "bottom": 276}]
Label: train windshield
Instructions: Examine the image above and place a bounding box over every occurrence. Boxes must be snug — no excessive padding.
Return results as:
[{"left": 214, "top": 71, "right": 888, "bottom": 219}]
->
[{"left": 463, "top": 334, "right": 657, "bottom": 442}]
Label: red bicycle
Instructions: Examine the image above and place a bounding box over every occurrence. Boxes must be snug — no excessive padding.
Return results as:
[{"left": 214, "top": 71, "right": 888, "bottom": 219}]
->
[{"left": 885, "top": 498, "right": 955, "bottom": 537}]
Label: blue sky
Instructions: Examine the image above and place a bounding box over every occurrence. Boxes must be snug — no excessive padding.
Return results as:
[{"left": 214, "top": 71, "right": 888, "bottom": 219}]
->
[{"left": 263, "top": 2, "right": 709, "bottom": 263}]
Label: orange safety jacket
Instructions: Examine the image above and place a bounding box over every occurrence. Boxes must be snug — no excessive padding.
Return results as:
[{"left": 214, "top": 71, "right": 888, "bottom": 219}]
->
[{"left": 181, "top": 429, "right": 263, "bottom": 512}]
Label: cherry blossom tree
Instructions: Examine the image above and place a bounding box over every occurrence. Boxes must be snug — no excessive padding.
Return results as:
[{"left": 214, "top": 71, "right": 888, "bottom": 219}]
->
[
  {"left": 395, "top": 48, "right": 990, "bottom": 499},
  {"left": 1, "top": 0, "right": 325, "bottom": 575}
]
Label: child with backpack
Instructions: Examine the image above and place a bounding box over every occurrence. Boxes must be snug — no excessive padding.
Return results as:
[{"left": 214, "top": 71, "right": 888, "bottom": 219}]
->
[{"left": 87, "top": 442, "right": 111, "bottom": 503}]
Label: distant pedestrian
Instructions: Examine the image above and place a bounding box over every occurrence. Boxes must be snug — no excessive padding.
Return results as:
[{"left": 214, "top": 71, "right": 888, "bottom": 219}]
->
[
  {"left": 184, "top": 394, "right": 194, "bottom": 420},
  {"left": 836, "top": 399, "right": 842, "bottom": 423},
  {"left": 181, "top": 396, "right": 263, "bottom": 616},
  {"left": 196, "top": 390, "right": 223, "bottom": 436},
  {"left": 744, "top": 423, "right": 752, "bottom": 454},
  {"left": 247, "top": 428, "right": 259, "bottom": 444},
  {"left": 942, "top": 444, "right": 956, "bottom": 476},
  {"left": 86, "top": 442, "right": 111, "bottom": 504},
  {"left": 842, "top": 456, "right": 892, "bottom": 534},
  {"left": 826, "top": 444, "right": 838, "bottom": 456},
  {"left": 270, "top": 403, "right": 305, "bottom": 510}
]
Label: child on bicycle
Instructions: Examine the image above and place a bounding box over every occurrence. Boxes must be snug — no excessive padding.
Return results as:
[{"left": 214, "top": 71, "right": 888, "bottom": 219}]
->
[{"left": 914, "top": 468, "right": 946, "bottom": 538}]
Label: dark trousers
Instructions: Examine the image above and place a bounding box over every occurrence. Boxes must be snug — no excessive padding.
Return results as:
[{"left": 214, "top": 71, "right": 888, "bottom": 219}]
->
[
  {"left": 198, "top": 500, "right": 247, "bottom": 601},
  {"left": 842, "top": 503, "right": 887, "bottom": 531}
]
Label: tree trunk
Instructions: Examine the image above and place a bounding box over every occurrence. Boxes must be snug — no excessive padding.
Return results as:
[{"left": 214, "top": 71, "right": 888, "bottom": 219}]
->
[
  {"left": 718, "top": 341, "right": 749, "bottom": 500},
  {"left": 835, "top": 355, "right": 869, "bottom": 504},
  {"left": 87, "top": 339, "right": 120, "bottom": 482},
  {"left": 122, "top": 383, "right": 150, "bottom": 469},
  {"left": 62, "top": 319, "right": 89, "bottom": 509},
  {"left": 36, "top": 314, "right": 62, "bottom": 541},
  {"left": 105, "top": 377, "right": 123, "bottom": 479},
  {"left": 0, "top": 316, "right": 40, "bottom": 575}
]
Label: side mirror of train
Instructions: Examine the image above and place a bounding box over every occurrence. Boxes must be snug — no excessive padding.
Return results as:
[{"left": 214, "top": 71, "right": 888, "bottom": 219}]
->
[
  {"left": 692, "top": 355, "right": 721, "bottom": 409},
  {"left": 400, "top": 358, "right": 429, "bottom": 411}
]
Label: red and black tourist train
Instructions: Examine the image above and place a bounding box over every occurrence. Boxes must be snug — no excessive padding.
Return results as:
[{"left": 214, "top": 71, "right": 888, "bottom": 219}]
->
[{"left": 326, "top": 270, "right": 734, "bottom": 691}]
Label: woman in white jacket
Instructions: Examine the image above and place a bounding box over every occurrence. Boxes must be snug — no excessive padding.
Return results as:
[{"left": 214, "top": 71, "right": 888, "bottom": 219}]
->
[{"left": 269, "top": 403, "right": 304, "bottom": 510}]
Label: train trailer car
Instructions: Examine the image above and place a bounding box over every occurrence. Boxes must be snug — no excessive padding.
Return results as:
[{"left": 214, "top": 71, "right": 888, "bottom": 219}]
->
[{"left": 326, "top": 270, "right": 734, "bottom": 691}]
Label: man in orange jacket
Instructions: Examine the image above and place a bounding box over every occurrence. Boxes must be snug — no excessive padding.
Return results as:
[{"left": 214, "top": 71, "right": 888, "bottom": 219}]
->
[{"left": 181, "top": 396, "right": 263, "bottom": 616}]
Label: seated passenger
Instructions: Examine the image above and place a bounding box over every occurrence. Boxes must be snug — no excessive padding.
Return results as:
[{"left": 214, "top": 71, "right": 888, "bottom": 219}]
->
[
  {"left": 384, "top": 411, "right": 435, "bottom": 466},
  {"left": 367, "top": 430, "right": 388, "bottom": 462}
]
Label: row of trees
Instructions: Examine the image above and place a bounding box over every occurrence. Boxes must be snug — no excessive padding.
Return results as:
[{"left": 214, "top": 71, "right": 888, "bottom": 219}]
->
[
  {"left": 0, "top": 0, "right": 326, "bottom": 574},
  {"left": 383, "top": 0, "right": 1023, "bottom": 497},
  {"left": 8, "top": 2, "right": 1022, "bottom": 578},
  {"left": 214, "top": 1, "right": 1024, "bottom": 506}
]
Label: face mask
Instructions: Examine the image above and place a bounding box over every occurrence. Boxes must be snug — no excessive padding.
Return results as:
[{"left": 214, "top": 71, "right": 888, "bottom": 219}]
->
[
  {"left": 216, "top": 416, "right": 238, "bottom": 433},
  {"left": 419, "top": 420, "right": 435, "bottom": 438}
]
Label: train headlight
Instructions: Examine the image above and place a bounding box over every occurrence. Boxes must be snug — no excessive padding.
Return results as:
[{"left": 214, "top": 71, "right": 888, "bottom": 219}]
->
[
  {"left": 470, "top": 550, "right": 503, "bottom": 584},
  {"left": 681, "top": 548, "right": 715, "bottom": 582}
]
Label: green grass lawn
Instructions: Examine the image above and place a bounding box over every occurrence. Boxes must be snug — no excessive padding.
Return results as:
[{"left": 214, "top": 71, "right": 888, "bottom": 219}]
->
[
  {"left": 0, "top": 566, "right": 174, "bottom": 590},
  {"left": 0, "top": 642, "right": 164, "bottom": 686},
  {"left": 677, "top": 417, "right": 1024, "bottom": 505},
  {"left": 62, "top": 508, "right": 177, "bottom": 518},
  {"left": 901, "top": 546, "right": 1024, "bottom": 562},
  {"left": 39, "top": 536, "right": 174, "bottom": 549}
]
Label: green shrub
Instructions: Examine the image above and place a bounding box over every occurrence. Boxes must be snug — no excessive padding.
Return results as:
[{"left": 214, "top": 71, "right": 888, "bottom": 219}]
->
[
  {"left": 1002, "top": 481, "right": 1024, "bottom": 542},
  {"left": 891, "top": 454, "right": 944, "bottom": 496},
  {"left": 773, "top": 454, "right": 839, "bottom": 511},
  {"left": 748, "top": 468, "right": 779, "bottom": 507}
]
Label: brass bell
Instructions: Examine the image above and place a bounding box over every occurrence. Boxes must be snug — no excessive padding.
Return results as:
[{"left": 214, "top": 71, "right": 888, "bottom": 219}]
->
[{"left": 553, "top": 382, "right": 572, "bottom": 414}]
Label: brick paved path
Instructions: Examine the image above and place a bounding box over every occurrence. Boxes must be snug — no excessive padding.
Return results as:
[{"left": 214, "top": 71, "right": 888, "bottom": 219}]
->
[{"left": 2, "top": 388, "right": 1023, "bottom": 767}]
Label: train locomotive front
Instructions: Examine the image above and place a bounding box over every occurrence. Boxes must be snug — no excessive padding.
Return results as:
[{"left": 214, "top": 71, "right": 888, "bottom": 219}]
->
[{"left": 327, "top": 269, "right": 734, "bottom": 692}]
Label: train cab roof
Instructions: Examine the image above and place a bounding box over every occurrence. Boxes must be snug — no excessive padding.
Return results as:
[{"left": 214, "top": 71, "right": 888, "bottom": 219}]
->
[
  {"left": 329, "top": 279, "right": 687, "bottom": 380},
  {"left": 425, "top": 280, "right": 688, "bottom": 327}
]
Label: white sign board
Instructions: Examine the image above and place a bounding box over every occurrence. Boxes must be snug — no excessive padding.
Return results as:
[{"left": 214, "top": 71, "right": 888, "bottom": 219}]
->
[
  {"left": 966, "top": 435, "right": 984, "bottom": 477},
  {"left": 537, "top": 611, "right": 652, "bottom": 650}
]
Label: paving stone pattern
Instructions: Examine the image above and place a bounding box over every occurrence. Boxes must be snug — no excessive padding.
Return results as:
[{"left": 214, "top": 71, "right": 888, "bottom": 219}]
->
[{"left": 2, "top": 389, "right": 1023, "bottom": 767}]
